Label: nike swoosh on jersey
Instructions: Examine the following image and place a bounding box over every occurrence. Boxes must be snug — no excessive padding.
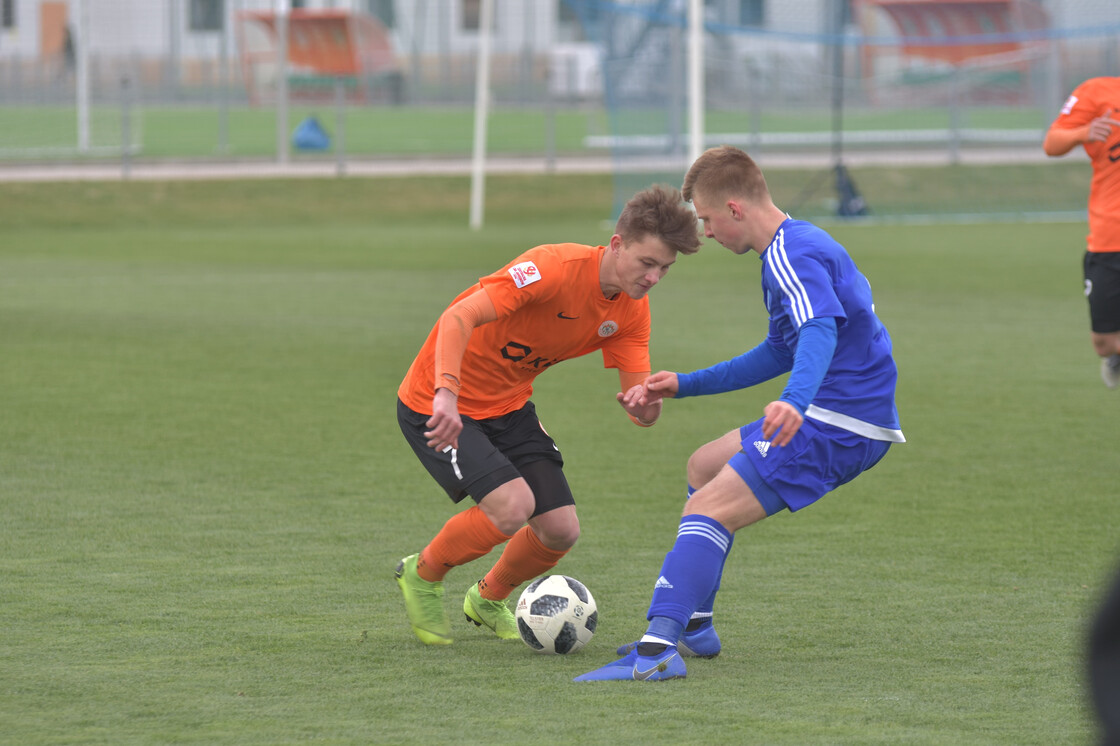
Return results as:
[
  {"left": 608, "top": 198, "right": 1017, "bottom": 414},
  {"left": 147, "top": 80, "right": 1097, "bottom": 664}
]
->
[{"left": 557, "top": 312, "right": 579, "bottom": 320}]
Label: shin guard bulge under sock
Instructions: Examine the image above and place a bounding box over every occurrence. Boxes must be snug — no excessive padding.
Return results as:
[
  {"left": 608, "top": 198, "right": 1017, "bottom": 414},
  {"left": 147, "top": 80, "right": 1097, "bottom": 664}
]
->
[
  {"left": 646, "top": 514, "right": 732, "bottom": 629},
  {"left": 479, "top": 525, "right": 568, "bottom": 600},
  {"left": 417, "top": 505, "right": 512, "bottom": 582}
]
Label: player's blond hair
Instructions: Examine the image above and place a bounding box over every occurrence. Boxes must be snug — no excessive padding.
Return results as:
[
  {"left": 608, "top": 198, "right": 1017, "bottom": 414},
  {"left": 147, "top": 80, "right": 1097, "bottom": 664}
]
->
[
  {"left": 682, "top": 145, "right": 771, "bottom": 206},
  {"left": 615, "top": 184, "right": 702, "bottom": 256}
]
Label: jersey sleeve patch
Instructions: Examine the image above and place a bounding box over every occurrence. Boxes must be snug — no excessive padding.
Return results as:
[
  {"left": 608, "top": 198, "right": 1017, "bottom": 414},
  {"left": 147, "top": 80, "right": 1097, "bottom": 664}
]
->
[
  {"left": 1060, "top": 94, "right": 1078, "bottom": 116},
  {"left": 508, "top": 260, "right": 542, "bottom": 288}
]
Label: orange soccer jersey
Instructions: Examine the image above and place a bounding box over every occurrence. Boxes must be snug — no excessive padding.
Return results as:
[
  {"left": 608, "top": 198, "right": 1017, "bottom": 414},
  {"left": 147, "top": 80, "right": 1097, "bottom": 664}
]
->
[
  {"left": 1051, "top": 76, "right": 1120, "bottom": 253},
  {"left": 397, "top": 243, "right": 652, "bottom": 420}
]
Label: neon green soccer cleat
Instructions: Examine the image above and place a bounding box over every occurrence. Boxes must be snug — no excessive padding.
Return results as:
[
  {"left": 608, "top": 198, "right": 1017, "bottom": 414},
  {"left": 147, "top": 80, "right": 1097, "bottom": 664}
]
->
[
  {"left": 395, "top": 554, "right": 452, "bottom": 645},
  {"left": 463, "top": 583, "right": 520, "bottom": 640}
]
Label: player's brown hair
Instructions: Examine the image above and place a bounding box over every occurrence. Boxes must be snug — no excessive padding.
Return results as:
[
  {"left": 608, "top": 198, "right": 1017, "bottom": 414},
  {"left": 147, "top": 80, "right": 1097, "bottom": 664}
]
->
[
  {"left": 682, "top": 145, "right": 771, "bottom": 206},
  {"left": 615, "top": 184, "right": 702, "bottom": 255}
]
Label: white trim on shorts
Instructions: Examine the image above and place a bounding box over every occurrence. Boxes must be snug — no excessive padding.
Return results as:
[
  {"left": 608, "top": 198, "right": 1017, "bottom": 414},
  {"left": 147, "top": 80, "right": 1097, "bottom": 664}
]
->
[{"left": 805, "top": 405, "right": 906, "bottom": 443}]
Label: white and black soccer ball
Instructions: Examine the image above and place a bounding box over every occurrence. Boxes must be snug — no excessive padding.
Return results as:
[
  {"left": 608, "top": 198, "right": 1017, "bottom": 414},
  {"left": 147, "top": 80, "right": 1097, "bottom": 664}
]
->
[{"left": 514, "top": 575, "right": 598, "bottom": 654}]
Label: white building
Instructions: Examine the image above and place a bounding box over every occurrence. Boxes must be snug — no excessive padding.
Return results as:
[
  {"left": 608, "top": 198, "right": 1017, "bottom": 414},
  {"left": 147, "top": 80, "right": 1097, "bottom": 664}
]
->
[
  {"left": 4, "top": 0, "right": 1112, "bottom": 66},
  {"left": 0, "top": 0, "right": 1115, "bottom": 97}
]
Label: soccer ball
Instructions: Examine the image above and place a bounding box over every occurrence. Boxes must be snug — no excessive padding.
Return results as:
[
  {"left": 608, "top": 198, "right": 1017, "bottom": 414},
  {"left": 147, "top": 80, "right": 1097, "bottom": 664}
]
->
[{"left": 514, "top": 575, "right": 598, "bottom": 654}]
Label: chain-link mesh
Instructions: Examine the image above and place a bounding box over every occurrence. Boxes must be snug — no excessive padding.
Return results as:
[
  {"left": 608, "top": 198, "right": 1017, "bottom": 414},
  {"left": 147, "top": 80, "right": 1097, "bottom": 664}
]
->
[{"left": 0, "top": 0, "right": 1117, "bottom": 220}]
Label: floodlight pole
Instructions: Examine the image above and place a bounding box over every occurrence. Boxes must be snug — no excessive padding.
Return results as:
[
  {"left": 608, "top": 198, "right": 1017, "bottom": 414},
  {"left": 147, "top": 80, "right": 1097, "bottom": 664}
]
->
[
  {"left": 469, "top": 0, "right": 494, "bottom": 231},
  {"left": 687, "top": 0, "right": 704, "bottom": 165}
]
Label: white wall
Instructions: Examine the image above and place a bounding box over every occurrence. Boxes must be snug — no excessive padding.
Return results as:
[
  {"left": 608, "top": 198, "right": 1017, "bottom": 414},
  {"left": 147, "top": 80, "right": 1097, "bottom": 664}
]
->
[
  {"left": 1, "top": 0, "right": 1115, "bottom": 62},
  {"left": 391, "top": 0, "right": 557, "bottom": 57},
  {"left": 0, "top": 0, "right": 43, "bottom": 57}
]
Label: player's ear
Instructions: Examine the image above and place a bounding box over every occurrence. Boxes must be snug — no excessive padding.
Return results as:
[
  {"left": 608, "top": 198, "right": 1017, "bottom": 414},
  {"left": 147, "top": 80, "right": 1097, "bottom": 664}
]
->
[
  {"left": 609, "top": 234, "right": 623, "bottom": 253},
  {"left": 726, "top": 199, "right": 742, "bottom": 220}
]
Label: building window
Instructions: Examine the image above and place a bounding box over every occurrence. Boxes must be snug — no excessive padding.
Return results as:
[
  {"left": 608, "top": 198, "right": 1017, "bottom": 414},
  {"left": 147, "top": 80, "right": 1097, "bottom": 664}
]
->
[
  {"left": 461, "top": 0, "right": 497, "bottom": 33},
  {"left": 2, "top": 0, "right": 15, "bottom": 29},
  {"left": 560, "top": 0, "right": 602, "bottom": 23},
  {"left": 462, "top": 0, "right": 480, "bottom": 31},
  {"left": 367, "top": 0, "right": 396, "bottom": 29},
  {"left": 558, "top": 0, "right": 601, "bottom": 42},
  {"left": 559, "top": 0, "right": 576, "bottom": 24},
  {"left": 189, "top": 0, "right": 222, "bottom": 32},
  {"left": 738, "top": 0, "right": 763, "bottom": 26}
]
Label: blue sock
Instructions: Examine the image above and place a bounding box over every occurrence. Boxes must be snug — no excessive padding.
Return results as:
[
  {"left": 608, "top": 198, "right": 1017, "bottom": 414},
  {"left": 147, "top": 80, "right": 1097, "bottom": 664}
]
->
[
  {"left": 645, "top": 515, "right": 732, "bottom": 637},
  {"left": 636, "top": 616, "right": 683, "bottom": 656},
  {"left": 693, "top": 534, "right": 733, "bottom": 624},
  {"left": 684, "top": 486, "right": 733, "bottom": 627}
]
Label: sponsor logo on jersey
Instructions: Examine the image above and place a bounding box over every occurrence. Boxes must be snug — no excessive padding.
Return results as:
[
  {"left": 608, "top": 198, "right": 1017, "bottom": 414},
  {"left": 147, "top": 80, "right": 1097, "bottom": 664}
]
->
[
  {"left": 499, "top": 341, "right": 561, "bottom": 370},
  {"left": 557, "top": 312, "right": 579, "bottom": 320},
  {"left": 598, "top": 320, "right": 619, "bottom": 337},
  {"left": 1060, "top": 94, "right": 1078, "bottom": 116},
  {"left": 500, "top": 341, "right": 532, "bottom": 361},
  {"left": 508, "top": 261, "right": 541, "bottom": 288}
]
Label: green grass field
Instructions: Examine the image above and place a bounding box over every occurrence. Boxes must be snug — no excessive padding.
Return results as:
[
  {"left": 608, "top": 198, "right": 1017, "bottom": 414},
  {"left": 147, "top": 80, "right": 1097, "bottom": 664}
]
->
[
  {"left": 0, "top": 103, "right": 1048, "bottom": 160},
  {"left": 0, "top": 174, "right": 1114, "bottom": 745}
]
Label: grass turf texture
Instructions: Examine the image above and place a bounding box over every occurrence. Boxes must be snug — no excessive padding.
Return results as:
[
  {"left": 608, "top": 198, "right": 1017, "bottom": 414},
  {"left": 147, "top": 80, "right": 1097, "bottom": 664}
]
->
[
  {"left": 0, "top": 173, "right": 1114, "bottom": 745},
  {"left": 1, "top": 104, "right": 1049, "bottom": 160}
]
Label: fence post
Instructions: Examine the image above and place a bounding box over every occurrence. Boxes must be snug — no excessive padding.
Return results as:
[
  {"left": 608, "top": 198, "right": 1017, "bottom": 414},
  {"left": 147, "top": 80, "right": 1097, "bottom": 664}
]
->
[
  {"left": 76, "top": 0, "right": 90, "bottom": 153},
  {"left": 218, "top": 0, "right": 231, "bottom": 154},
  {"left": 275, "top": 3, "right": 290, "bottom": 166},
  {"left": 948, "top": 66, "right": 961, "bottom": 165},
  {"left": 335, "top": 76, "right": 346, "bottom": 177},
  {"left": 121, "top": 74, "right": 132, "bottom": 180},
  {"left": 544, "top": 70, "right": 556, "bottom": 174}
]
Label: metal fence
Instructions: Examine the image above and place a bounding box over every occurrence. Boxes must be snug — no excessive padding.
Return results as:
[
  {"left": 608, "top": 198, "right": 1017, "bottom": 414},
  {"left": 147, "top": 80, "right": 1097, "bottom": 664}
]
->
[{"left": 0, "top": 0, "right": 1118, "bottom": 183}]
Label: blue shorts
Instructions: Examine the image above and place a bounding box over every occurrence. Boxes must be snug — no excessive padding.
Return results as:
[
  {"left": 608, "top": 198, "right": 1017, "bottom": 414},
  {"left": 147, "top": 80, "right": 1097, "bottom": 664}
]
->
[{"left": 727, "top": 416, "right": 892, "bottom": 515}]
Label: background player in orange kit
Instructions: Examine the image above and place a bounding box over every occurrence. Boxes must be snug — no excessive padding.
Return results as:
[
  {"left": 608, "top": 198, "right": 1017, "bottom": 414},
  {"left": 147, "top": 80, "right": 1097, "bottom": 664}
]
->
[
  {"left": 394, "top": 184, "right": 702, "bottom": 645},
  {"left": 1044, "top": 77, "right": 1120, "bottom": 387}
]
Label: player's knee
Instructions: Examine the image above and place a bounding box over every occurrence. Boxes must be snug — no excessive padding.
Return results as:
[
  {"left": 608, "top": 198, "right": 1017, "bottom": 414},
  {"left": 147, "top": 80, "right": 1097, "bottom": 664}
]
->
[
  {"left": 1093, "top": 333, "right": 1120, "bottom": 357},
  {"left": 533, "top": 510, "right": 580, "bottom": 550},
  {"left": 685, "top": 481, "right": 766, "bottom": 532},
  {"left": 687, "top": 447, "right": 721, "bottom": 490},
  {"left": 544, "top": 522, "right": 580, "bottom": 550},
  {"left": 686, "top": 452, "right": 707, "bottom": 490},
  {"left": 492, "top": 505, "right": 533, "bottom": 535},
  {"left": 481, "top": 483, "right": 536, "bottom": 535}
]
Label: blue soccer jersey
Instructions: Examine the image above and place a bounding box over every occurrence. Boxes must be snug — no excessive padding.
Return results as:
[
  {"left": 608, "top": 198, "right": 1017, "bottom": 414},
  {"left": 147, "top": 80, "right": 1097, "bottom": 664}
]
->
[{"left": 761, "top": 218, "right": 903, "bottom": 441}]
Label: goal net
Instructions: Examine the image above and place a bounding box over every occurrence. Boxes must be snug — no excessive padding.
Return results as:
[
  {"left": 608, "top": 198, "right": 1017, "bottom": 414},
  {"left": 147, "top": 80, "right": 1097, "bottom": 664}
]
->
[
  {"left": 0, "top": 0, "right": 142, "bottom": 160},
  {"left": 587, "top": 0, "right": 1120, "bottom": 222}
]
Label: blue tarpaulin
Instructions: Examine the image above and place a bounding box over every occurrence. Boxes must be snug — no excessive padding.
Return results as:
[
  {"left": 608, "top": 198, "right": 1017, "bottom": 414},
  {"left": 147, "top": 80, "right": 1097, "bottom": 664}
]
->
[{"left": 292, "top": 116, "right": 331, "bottom": 151}]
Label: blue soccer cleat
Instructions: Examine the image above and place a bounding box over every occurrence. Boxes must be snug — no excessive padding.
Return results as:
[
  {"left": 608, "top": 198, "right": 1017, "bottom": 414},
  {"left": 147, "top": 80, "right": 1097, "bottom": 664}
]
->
[
  {"left": 615, "top": 623, "right": 722, "bottom": 659},
  {"left": 573, "top": 647, "right": 687, "bottom": 682},
  {"left": 679, "top": 623, "right": 722, "bottom": 658}
]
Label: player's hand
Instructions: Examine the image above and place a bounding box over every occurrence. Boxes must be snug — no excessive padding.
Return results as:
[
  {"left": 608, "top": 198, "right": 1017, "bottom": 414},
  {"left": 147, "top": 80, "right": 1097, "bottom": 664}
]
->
[
  {"left": 1087, "top": 109, "right": 1120, "bottom": 143},
  {"left": 642, "top": 371, "right": 680, "bottom": 403},
  {"left": 761, "top": 400, "right": 803, "bottom": 447},
  {"left": 617, "top": 383, "right": 662, "bottom": 424},
  {"left": 425, "top": 388, "right": 463, "bottom": 451}
]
